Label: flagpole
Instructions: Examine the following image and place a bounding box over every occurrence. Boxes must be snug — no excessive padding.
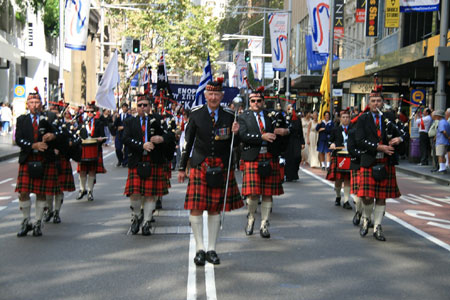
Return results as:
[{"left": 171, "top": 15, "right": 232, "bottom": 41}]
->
[
  {"left": 58, "top": 0, "right": 64, "bottom": 100},
  {"left": 329, "top": 0, "right": 335, "bottom": 117}
]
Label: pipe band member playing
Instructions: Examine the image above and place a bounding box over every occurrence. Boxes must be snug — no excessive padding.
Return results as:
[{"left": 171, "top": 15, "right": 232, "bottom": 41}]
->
[
  {"left": 15, "top": 89, "right": 61, "bottom": 237},
  {"left": 326, "top": 109, "right": 352, "bottom": 209},
  {"left": 76, "top": 101, "right": 107, "bottom": 202},
  {"left": 238, "top": 87, "right": 289, "bottom": 239},
  {"left": 178, "top": 78, "right": 243, "bottom": 266},
  {"left": 123, "top": 94, "right": 174, "bottom": 236},
  {"left": 355, "top": 87, "right": 406, "bottom": 241}
]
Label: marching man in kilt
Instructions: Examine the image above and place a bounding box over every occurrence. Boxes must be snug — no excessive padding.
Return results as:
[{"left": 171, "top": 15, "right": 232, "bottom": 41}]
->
[
  {"left": 326, "top": 109, "right": 352, "bottom": 209},
  {"left": 238, "top": 87, "right": 289, "bottom": 239},
  {"left": 178, "top": 78, "right": 243, "bottom": 266},
  {"left": 355, "top": 89, "right": 406, "bottom": 241},
  {"left": 123, "top": 95, "right": 174, "bottom": 235},
  {"left": 15, "top": 90, "right": 61, "bottom": 237},
  {"left": 76, "top": 101, "right": 107, "bottom": 201}
]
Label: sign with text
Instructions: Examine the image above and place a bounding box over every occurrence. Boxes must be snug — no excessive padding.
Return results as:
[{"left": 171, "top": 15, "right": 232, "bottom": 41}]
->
[
  {"left": 400, "top": 0, "right": 439, "bottom": 12},
  {"left": 334, "top": 0, "right": 344, "bottom": 39},
  {"left": 356, "top": 0, "right": 365, "bottom": 23},
  {"left": 365, "top": 0, "right": 379, "bottom": 37},
  {"left": 385, "top": 0, "right": 400, "bottom": 28}
]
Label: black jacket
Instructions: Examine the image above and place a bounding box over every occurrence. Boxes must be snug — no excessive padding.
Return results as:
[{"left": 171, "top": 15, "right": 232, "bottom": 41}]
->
[
  {"left": 179, "top": 105, "right": 237, "bottom": 170},
  {"left": 283, "top": 117, "right": 305, "bottom": 160},
  {"left": 113, "top": 113, "right": 132, "bottom": 139},
  {"left": 328, "top": 124, "right": 352, "bottom": 156}
]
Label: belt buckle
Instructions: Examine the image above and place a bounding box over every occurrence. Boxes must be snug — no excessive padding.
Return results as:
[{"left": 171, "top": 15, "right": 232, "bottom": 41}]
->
[{"left": 376, "top": 152, "right": 384, "bottom": 159}]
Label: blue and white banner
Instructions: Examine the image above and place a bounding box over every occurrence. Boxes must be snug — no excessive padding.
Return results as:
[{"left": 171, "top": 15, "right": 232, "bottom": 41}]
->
[
  {"left": 194, "top": 54, "right": 213, "bottom": 106},
  {"left": 400, "top": 0, "right": 439, "bottom": 12},
  {"left": 248, "top": 39, "right": 263, "bottom": 81},
  {"left": 65, "top": 0, "right": 91, "bottom": 51},
  {"left": 305, "top": 35, "right": 328, "bottom": 71},
  {"left": 306, "top": 0, "right": 330, "bottom": 54},
  {"left": 268, "top": 13, "right": 289, "bottom": 72},
  {"left": 233, "top": 53, "right": 248, "bottom": 88}
]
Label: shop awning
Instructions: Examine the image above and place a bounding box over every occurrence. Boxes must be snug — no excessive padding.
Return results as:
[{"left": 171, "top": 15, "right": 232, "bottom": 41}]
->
[{"left": 0, "top": 36, "right": 21, "bottom": 65}]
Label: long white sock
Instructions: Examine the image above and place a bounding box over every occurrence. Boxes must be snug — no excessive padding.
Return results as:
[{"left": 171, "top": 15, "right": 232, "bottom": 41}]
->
[
  {"left": 321, "top": 161, "right": 326, "bottom": 168},
  {"left": 87, "top": 175, "right": 95, "bottom": 192},
  {"left": 326, "top": 161, "right": 330, "bottom": 168},
  {"left": 373, "top": 205, "right": 386, "bottom": 229},
  {"left": 335, "top": 181, "right": 342, "bottom": 198},
  {"left": 189, "top": 215, "right": 204, "bottom": 252},
  {"left": 354, "top": 196, "right": 362, "bottom": 213},
  {"left": 261, "top": 201, "right": 273, "bottom": 226},
  {"left": 55, "top": 194, "right": 63, "bottom": 211},
  {"left": 247, "top": 198, "right": 258, "bottom": 221},
  {"left": 45, "top": 195, "right": 54, "bottom": 211},
  {"left": 362, "top": 201, "right": 374, "bottom": 220},
  {"left": 143, "top": 201, "right": 156, "bottom": 222},
  {"left": 207, "top": 214, "right": 221, "bottom": 251},
  {"left": 130, "top": 198, "right": 141, "bottom": 217},
  {"left": 79, "top": 174, "right": 87, "bottom": 191},
  {"left": 35, "top": 200, "right": 47, "bottom": 221},
  {"left": 19, "top": 200, "right": 31, "bottom": 221},
  {"left": 439, "top": 162, "right": 446, "bottom": 171},
  {"left": 343, "top": 184, "right": 351, "bottom": 203}
]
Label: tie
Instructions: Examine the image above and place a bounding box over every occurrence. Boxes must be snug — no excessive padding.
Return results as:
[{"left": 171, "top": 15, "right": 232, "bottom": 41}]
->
[
  {"left": 344, "top": 127, "right": 348, "bottom": 135},
  {"left": 32, "top": 115, "right": 38, "bottom": 142},
  {"left": 420, "top": 117, "right": 425, "bottom": 130},
  {"left": 375, "top": 115, "right": 382, "bottom": 142},
  {"left": 257, "top": 114, "right": 265, "bottom": 134},
  {"left": 90, "top": 119, "right": 95, "bottom": 137},
  {"left": 141, "top": 117, "right": 146, "bottom": 142},
  {"left": 211, "top": 111, "right": 216, "bottom": 127}
]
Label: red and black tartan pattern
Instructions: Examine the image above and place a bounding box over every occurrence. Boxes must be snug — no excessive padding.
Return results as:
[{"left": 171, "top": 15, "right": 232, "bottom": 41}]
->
[
  {"left": 15, "top": 153, "right": 61, "bottom": 195},
  {"left": 124, "top": 155, "right": 169, "bottom": 197},
  {"left": 164, "top": 162, "right": 172, "bottom": 189},
  {"left": 77, "top": 147, "right": 106, "bottom": 174},
  {"left": 58, "top": 156, "right": 75, "bottom": 191},
  {"left": 350, "top": 169, "right": 359, "bottom": 195},
  {"left": 326, "top": 156, "right": 351, "bottom": 181},
  {"left": 239, "top": 159, "right": 245, "bottom": 171},
  {"left": 184, "top": 157, "right": 243, "bottom": 212},
  {"left": 357, "top": 158, "right": 401, "bottom": 199},
  {"left": 241, "top": 153, "right": 284, "bottom": 196}
]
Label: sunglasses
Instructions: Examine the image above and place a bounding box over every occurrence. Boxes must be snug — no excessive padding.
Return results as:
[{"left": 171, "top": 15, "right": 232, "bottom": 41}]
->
[
  {"left": 86, "top": 110, "right": 94, "bottom": 113},
  {"left": 137, "top": 103, "right": 148, "bottom": 107},
  {"left": 250, "top": 99, "right": 263, "bottom": 103}
]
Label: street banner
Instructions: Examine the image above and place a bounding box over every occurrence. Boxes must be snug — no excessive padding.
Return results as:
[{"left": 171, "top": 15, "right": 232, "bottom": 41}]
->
[
  {"left": 319, "top": 56, "right": 331, "bottom": 122},
  {"left": 233, "top": 53, "right": 248, "bottom": 88},
  {"left": 227, "top": 63, "right": 237, "bottom": 87},
  {"left": 400, "top": 0, "right": 439, "bottom": 12},
  {"left": 305, "top": 35, "right": 328, "bottom": 71},
  {"left": 334, "top": 0, "right": 344, "bottom": 39},
  {"left": 96, "top": 50, "right": 120, "bottom": 110},
  {"left": 306, "top": 0, "right": 330, "bottom": 54},
  {"left": 247, "top": 39, "right": 263, "bottom": 81},
  {"left": 365, "top": 0, "right": 379, "bottom": 37},
  {"left": 194, "top": 54, "right": 213, "bottom": 106},
  {"left": 65, "top": 0, "right": 91, "bottom": 51},
  {"left": 356, "top": 0, "right": 365, "bottom": 23},
  {"left": 385, "top": 0, "right": 400, "bottom": 28},
  {"left": 268, "top": 13, "right": 289, "bottom": 71}
]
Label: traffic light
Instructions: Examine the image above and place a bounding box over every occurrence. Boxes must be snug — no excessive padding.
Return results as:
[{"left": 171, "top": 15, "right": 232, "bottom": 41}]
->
[
  {"left": 273, "top": 78, "right": 280, "bottom": 92},
  {"left": 244, "top": 49, "right": 251, "bottom": 63},
  {"left": 132, "top": 39, "right": 140, "bottom": 54}
]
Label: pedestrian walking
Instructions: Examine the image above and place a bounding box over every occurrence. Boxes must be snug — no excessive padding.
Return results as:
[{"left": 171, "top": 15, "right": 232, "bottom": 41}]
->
[
  {"left": 113, "top": 103, "right": 131, "bottom": 167},
  {"left": 316, "top": 111, "right": 333, "bottom": 170},
  {"left": 307, "top": 111, "right": 321, "bottom": 168}
]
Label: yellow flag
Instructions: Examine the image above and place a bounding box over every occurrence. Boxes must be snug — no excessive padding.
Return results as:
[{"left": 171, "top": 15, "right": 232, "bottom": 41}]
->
[{"left": 319, "top": 57, "right": 331, "bottom": 122}]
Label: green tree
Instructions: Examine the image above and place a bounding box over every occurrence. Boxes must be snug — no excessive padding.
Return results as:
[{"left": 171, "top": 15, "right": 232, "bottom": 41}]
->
[{"left": 15, "top": 0, "right": 59, "bottom": 37}]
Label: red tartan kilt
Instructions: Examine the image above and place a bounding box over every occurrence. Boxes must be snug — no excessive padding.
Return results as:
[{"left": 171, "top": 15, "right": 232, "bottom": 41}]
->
[
  {"left": 350, "top": 169, "right": 359, "bottom": 195},
  {"left": 357, "top": 158, "right": 401, "bottom": 199},
  {"left": 241, "top": 153, "right": 284, "bottom": 197},
  {"left": 58, "top": 156, "right": 75, "bottom": 191},
  {"left": 184, "top": 157, "right": 243, "bottom": 212},
  {"left": 77, "top": 147, "right": 106, "bottom": 173},
  {"left": 124, "top": 155, "right": 168, "bottom": 197},
  {"left": 239, "top": 159, "right": 245, "bottom": 171},
  {"left": 15, "top": 153, "right": 61, "bottom": 195},
  {"left": 326, "top": 156, "right": 351, "bottom": 181},
  {"left": 165, "top": 162, "right": 172, "bottom": 189}
]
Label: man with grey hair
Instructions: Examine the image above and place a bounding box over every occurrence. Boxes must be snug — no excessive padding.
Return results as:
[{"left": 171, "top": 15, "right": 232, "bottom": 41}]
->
[{"left": 432, "top": 109, "right": 450, "bottom": 174}]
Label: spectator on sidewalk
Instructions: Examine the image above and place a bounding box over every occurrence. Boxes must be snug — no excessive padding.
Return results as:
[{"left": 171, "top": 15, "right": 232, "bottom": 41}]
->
[
  {"left": 1, "top": 103, "right": 13, "bottom": 135},
  {"left": 428, "top": 111, "right": 439, "bottom": 171},
  {"left": 414, "top": 108, "right": 432, "bottom": 165},
  {"left": 432, "top": 110, "right": 450, "bottom": 174}
]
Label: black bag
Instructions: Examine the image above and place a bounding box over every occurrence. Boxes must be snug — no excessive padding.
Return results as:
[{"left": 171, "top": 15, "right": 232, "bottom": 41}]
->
[
  {"left": 372, "top": 164, "right": 387, "bottom": 181},
  {"left": 206, "top": 166, "right": 223, "bottom": 188},
  {"left": 137, "top": 162, "right": 151, "bottom": 178},
  {"left": 258, "top": 160, "right": 272, "bottom": 178},
  {"left": 28, "top": 161, "right": 44, "bottom": 179}
]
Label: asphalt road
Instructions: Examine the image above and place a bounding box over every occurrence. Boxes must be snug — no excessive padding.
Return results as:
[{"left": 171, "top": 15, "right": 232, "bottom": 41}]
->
[{"left": 0, "top": 151, "right": 449, "bottom": 300}]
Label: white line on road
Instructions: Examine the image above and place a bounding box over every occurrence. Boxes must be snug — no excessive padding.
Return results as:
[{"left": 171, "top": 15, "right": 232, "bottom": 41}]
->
[
  {"left": 0, "top": 196, "right": 12, "bottom": 200},
  {"left": 187, "top": 234, "right": 197, "bottom": 300},
  {"left": 0, "top": 178, "right": 13, "bottom": 185},
  {"left": 203, "top": 212, "right": 217, "bottom": 300},
  {"left": 0, "top": 206, "right": 6, "bottom": 211}
]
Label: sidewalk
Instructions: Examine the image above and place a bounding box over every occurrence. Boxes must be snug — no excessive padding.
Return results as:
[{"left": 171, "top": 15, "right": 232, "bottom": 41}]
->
[
  {"left": 0, "top": 133, "right": 20, "bottom": 162},
  {"left": 396, "top": 158, "right": 450, "bottom": 186}
]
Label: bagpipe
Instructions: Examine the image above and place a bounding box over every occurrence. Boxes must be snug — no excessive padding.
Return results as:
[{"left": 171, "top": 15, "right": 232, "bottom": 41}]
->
[{"left": 376, "top": 107, "right": 407, "bottom": 159}]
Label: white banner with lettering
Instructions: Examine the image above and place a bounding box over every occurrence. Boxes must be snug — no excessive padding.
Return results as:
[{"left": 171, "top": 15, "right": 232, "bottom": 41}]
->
[
  {"left": 268, "top": 13, "right": 288, "bottom": 72},
  {"left": 65, "top": 0, "right": 91, "bottom": 51},
  {"left": 400, "top": 0, "right": 439, "bottom": 12},
  {"left": 306, "top": 0, "right": 330, "bottom": 54},
  {"left": 247, "top": 38, "right": 263, "bottom": 81}
]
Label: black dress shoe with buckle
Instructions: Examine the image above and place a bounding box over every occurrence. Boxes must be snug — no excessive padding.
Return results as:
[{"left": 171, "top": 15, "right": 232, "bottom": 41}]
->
[
  {"left": 373, "top": 225, "right": 386, "bottom": 241},
  {"left": 142, "top": 221, "right": 152, "bottom": 236},
  {"left": 260, "top": 222, "right": 270, "bottom": 238},
  {"left": 360, "top": 218, "right": 369, "bottom": 237},
  {"left": 130, "top": 215, "right": 141, "bottom": 235},
  {"left": 76, "top": 190, "right": 87, "bottom": 200},
  {"left": 335, "top": 197, "right": 341, "bottom": 206},
  {"left": 352, "top": 212, "right": 361, "bottom": 226},
  {"left": 44, "top": 209, "right": 54, "bottom": 223},
  {"left": 245, "top": 217, "right": 255, "bottom": 236},
  {"left": 53, "top": 210, "right": 61, "bottom": 224},
  {"left": 194, "top": 250, "right": 206, "bottom": 266},
  {"left": 342, "top": 201, "right": 352, "bottom": 210},
  {"left": 206, "top": 250, "right": 221, "bottom": 265},
  {"left": 17, "top": 219, "right": 33, "bottom": 237},
  {"left": 32, "top": 221, "right": 42, "bottom": 237},
  {"left": 87, "top": 191, "right": 94, "bottom": 201}
]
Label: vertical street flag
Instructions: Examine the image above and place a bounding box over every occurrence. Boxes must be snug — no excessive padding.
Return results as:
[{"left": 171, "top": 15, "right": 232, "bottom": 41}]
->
[
  {"left": 268, "top": 13, "right": 289, "bottom": 71},
  {"left": 385, "top": 0, "right": 400, "bottom": 28},
  {"left": 334, "top": 0, "right": 344, "bottom": 39},
  {"left": 194, "top": 54, "right": 213, "bottom": 106},
  {"left": 65, "top": 0, "right": 91, "bottom": 51},
  {"left": 319, "top": 57, "right": 330, "bottom": 122},
  {"left": 248, "top": 39, "right": 263, "bottom": 81},
  {"left": 356, "top": 0, "right": 365, "bottom": 23},
  {"left": 306, "top": 0, "right": 330, "bottom": 54},
  {"left": 234, "top": 53, "right": 248, "bottom": 88},
  {"left": 156, "top": 51, "right": 173, "bottom": 99},
  {"left": 96, "top": 50, "right": 120, "bottom": 110},
  {"left": 365, "top": 0, "right": 379, "bottom": 37}
]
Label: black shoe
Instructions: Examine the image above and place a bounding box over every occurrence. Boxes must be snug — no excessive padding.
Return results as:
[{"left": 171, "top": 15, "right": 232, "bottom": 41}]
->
[
  {"left": 335, "top": 197, "right": 341, "bottom": 206},
  {"left": 87, "top": 191, "right": 94, "bottom": 201},
  {"left": 32, "top": 221, "right": 42, "bottom": 237},
  {"left": 116, "top": 162, "right": 122, "bottom": 167},
  {"left": 122, "top": 163, "right": 128, "bottom": 168},
  {"left": 373, "top": 225, "right": 386, "bottom": 241},
  {"left": 194, "top": 250, "right": 206, "bottom": 266},
  {"left": 245, "top": 217, "right": 255, "bottom": 236},
  {"left": 342, "top": 201, "right": 352, "bottom": 210},
  {"left": 156, "top": 198, "right": 162, "bottom": 210},
  {"left": 142, "top": 221, "right": 152, "bottom": 236},
  {"left": 130, "top": 215, "right": 141, "bottom": 235},
  {"left": 43, "top": 209, "right": 54, "bottom": 223},
  {"left": 76, "top": 190, "right": 87, "bottom": 200},
  {"left": 352, "top": 212, "right": 361, "bottom": 226},
  {"left": 206, "top": 250, "right": 221, "bottom": 265},
  {"left": 53, "top": 210, "right": 61, "bottom": 224},
  {"left": 321, "top": 167, "right": 326, "bottom": 171},
  {"left": 260, "top": 222, "right": 270, "bottom": 238},
  {"left": 17, "top": 219, "right": 32, "bottom": 237},
  {"left": 360, "top": 218, "right": 369, "bottom": 237},
  {"left": 430, "top": 169, "right": 439, "bottom": 173}
]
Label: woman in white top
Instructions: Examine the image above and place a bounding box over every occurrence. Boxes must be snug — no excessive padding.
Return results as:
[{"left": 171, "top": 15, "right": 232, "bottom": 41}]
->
[
  {"left": 1, "top": 103, "right": 13, "bottom": 135},
  {"left": 307, "top": 111, "right": 321, "bottom": 168},
  {"left": 301, "top": 111, "right": 311, "bottom": 165}
]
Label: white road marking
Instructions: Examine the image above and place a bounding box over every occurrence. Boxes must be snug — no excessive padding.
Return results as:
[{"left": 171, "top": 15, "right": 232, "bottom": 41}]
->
[
  {"left": 187, "top": 234, "right": 197, "bottom": 300},
  {"left": 153, "top": 226, "right": 191, "bottom": 234},
  {"left": 12, "top": 199, "right": 19, "bottom": 203},
  {"left": 203, "top": 212, "right": 217, "bottom": 300},
  {"left": 0, "top": 178, "right": 13, "bottom": 185},
  {"left": 0, "top": 206, "right": 6, "bottom": 211},
  {"left": 0, "top": 196, "right": 12, "bottom": 200},
  {"left": 154, "top": 210, "right": 190, "bottom": 217}
]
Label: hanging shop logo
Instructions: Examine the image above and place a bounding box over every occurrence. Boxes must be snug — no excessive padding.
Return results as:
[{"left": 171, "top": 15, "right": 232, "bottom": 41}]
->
[
  {"left": 356, "top": 0, "right": 365, "bottom": 23},
  {"left": 334, "top": 0, "right": 345, "bottom": 39},
  {"left": 411, "top": 89, "right": 426, "bottom": 105},
  {"left": 385, "top": 0, "right": 400, "bottom": 28},
  {"left": 365, "top": 0, "right": 379, "bottom": 37},
  {"left": 14, "top": 85, "right": 26, "bottom": 98}
]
